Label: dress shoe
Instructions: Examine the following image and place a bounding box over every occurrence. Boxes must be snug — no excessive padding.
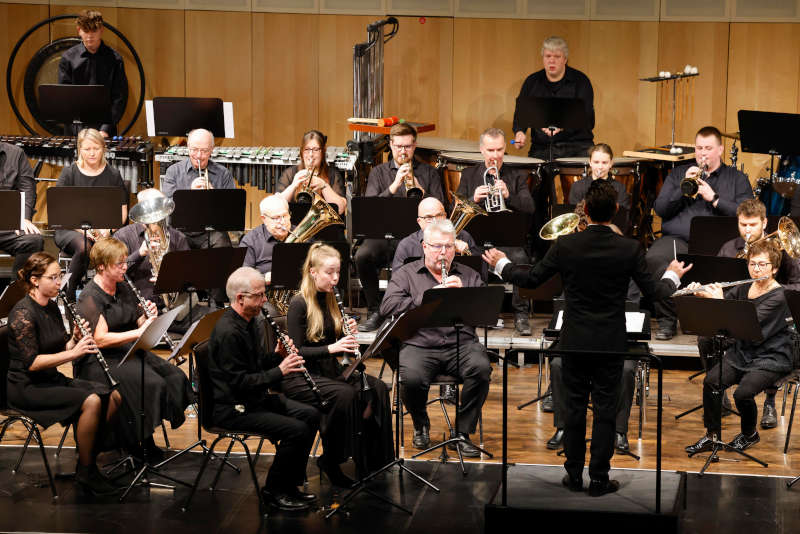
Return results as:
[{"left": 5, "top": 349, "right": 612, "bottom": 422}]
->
[
  {"left": 561, "top": 473, "right": 583, "bottom": 492},
  {"left": 75, "top": 464, "right": 120, "bottom": 496},
  {"left": 440, "top": 384, "right": 457, "bottom": 404},
  {"left": 685, "top": 434, "right": 716, "bottom": 455},
  {"left": 588, "top": 478, "right": 620, "bottom": 497},
  {"left": 514, "top": 315, "right": 532, "bottom": 336},
  {"left": 358, "top": 311, "right": 382, "bottom": 332},
  {"left": 412, "top": 426, "right": 431, "bottom": 449},
  {"left": 761, "top": 403, "right": 778, "bottom": 429},
  {"left": 446, "top": 432, "right": 481, "bottom": 458},
  {"left": 546, "top": 429, "right": 564, "bottom": 450},
  {"left": 615, "top": 432, "right": 630, "bottom": 452},
  {"left": 316, "top": 456, "right": 356, "bottom": 489},
  {"left": 541, "top": 394, "right": 554, "bottom": 413},
  {"left": 261, "top": 488, "right": 311, "bottom": 511},
  {"left": 728, "top": 431, "right": 760, "bottom": 451},
  {"left": 288, "top": 487, "right": 317, "bottom": 502},
  {"left": 654, "top": 320, "right": 676, "bottom": 341}
]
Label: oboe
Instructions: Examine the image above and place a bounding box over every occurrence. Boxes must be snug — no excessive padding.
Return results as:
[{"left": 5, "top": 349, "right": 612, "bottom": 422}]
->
[
  {"left": 441, "top": 259, "right": 448, "bottom": 284},
  {"left": 261, "top": 306, "right": 328, "bottom": 409},
  {"left": 58, "top": 290, "right": 119, "bottom": 388},
  {"left": 332, "top": 287, "right": 368, "bottom": 391},
  {"left": 123, "top": 274, "right": 181, "bottom": 357}
]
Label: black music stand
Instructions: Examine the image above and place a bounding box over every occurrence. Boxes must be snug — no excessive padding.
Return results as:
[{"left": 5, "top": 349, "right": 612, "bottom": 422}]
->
[
  {"left": 466, "top": 211, "right": 529, "bottom": 249},
  {"left": 687, "top": 216, "right": 739, "bottom": 255},
  {"left": 47, "top": 187, "right": 125, "bottom": 285},
  {"left": 38, "top": 84, "right": 111, "bottom": 135},
  {"left": 738, "top": 110, "right": 800, "bottom": 156},
  {"left": 514, "top": 96, "right": 590, "bottom": 163},
  {"left": 0, "top": 281, "right": 25, "bottom": 320},
  {"left": 411, "top": 286, "right": 503, "bottom": 473},
  {"left": 674, "top": 296, "right": 768, "bottom": 476},
  {"left": 0, "top": 190, "right": 22, "bottom": 232},
  {"left": 152, "top": 97, "right": 225, "bottom": 138},
  {"left": 115, "top": 308, "right": 189, "bottom": 501},
  {"left": 271, "top": 242, "right": 349, "bottom": 295},
  {"left": 171, "top": 189, "right": 245, "bottom": 249},
  {"left": 351, "top": 197, "right": 419, "bottom": 240}
]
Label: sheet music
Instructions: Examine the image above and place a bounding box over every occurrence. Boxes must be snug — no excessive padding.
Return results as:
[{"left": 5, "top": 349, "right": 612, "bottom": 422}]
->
[{"left": 555, "top": 311, "right": 645, "bottom": 333}]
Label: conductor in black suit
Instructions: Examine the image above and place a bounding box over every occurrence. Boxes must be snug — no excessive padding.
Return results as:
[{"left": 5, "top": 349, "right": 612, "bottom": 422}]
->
[{"left": 483, "top": 180, "right": 691, "bottom": 496}]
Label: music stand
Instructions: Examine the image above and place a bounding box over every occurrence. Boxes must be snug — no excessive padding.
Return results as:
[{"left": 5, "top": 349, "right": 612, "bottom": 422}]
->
[
  {"left": 0, "top": 281, "right": 25, "bottom": 320},
  {"left": 351, "top": 197, "right": 419, "bottom": 239},
  {"left": 115, "top": 308, "right": 190, "bottom": 501},
  {"left": 152, "top": 97, "right": 225, "bottom": 138},
  {"left": 38, "top": 84, "right": 111, "bottom": 134},
  {"left": 411, "top": 286, "right": 503, "bottom": 472},
  {"left": 0, "top": 191, "right": 22, "bottom": 232},
  {"left": 47, "top": 187, "right": 125, "bottom": 284},
  {"left": 674, "top": 296, "right": 768, "bottom": 476},
  {"left": 271, "top": 242, "right": 350, "bottom": 294},
  {"left": 514, "top": 96, "right": 590, "bottom": 162},
  {"left": 466, "top": 212, "right": 529, "bottom": 249},
  {"left": 171, "top": 189, "right": 245, "bottom": 249},
  {"left": 687, "top": 216, "right": 739, "bottom": 255}
]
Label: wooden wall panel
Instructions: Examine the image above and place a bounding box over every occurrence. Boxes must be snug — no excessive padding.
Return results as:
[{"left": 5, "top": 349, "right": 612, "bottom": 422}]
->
[
  {"left": 656, "top": 22, "right": 729, "bottom": 147},
  {"left": 185, "top": 10, "right": 253, "bottom": 145},
  {"left": 725, "top": 23, "right": 800, "bottom": 182}
]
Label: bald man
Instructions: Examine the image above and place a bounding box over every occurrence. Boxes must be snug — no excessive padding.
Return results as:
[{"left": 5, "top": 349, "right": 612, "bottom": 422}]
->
[
  {"left": 240, "top": 195, "right": 292, "bottom": 285},
  {"left": 391, "top": 197, "right": 480, "bottom": 272}
]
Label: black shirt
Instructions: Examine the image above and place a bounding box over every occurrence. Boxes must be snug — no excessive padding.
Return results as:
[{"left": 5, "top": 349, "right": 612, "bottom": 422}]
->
[
  {"left": 77, "top": 279, "right": 140, "bottom": 359},
  {"left": 512, "top": 66, "right": 595, "bottom": 152},
  {"left": 277, "top": 164, "right": 346, "bottom": 198},
  {"left": 568, "top": 177, "right": 631, "bottom": 210},
  {"left": 56, "top": 162, "right": 128, "bottom": 209},
  {"left": 57, "top": 41, "right": 128, "bottom": 135},
  {"left": 0, "top": 142, "right": 37, "bottom": 220},
  {"left": 654, "top": 163, "right": 753, "bottom": 241},
  {"left": 286, "top": 292, "right": 344, "bottom": 379},
  {"left": 391, "top": 228, "right": 480, "bottom": 272},
  {"left": 365, "top": 159, "right": 446, "bottom": 206},
  {"left": 455, "top": 163, "right": 535, "bottom": 214},
  {"left": 380, "top": 258, "right": 483, "bottom": 348}
]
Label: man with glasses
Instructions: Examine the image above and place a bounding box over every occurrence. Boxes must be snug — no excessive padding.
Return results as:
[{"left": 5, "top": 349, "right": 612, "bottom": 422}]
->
[
  {"left": 356, "top": 123, "right": 447, "bottom": 332},
  {"left": 380, "top": 219, "right": 491, "bottom": 455}
]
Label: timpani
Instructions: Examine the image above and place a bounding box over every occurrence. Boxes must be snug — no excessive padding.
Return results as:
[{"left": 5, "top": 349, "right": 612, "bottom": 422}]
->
[
  {"left": 555, "top": 156, "right": 641, "bottom": 203},
  {"left": 436, "top": 151, "right": 544, "bottom": 196}
]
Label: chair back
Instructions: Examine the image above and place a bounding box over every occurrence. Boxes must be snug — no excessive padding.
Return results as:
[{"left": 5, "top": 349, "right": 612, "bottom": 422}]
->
[
  {"left": 0, "top": 325, "right": 8, "bottom": 410},
  {"left": 191, "top": 340, "right": 216, "bottom": 432}
]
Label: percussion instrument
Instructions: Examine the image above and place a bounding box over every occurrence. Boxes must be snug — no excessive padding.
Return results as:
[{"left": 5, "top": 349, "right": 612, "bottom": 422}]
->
[
  {"left": 554, "top": 156, "right": 640, "bottom": 203},
  {"left": 775, "top": 155, "right": 800, "bottom": 198}
]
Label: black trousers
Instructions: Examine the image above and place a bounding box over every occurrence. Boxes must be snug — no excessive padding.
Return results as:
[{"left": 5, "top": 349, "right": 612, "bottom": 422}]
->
[
  {"left": 562, "top": 355, "right": 623, "bottom": 482},
  {"left": 550, "top": 356, "right": 636, "bottom": 434},
  {"left": 216, "top": 395, "right": 319, "bottom": 492},
  {"left": 185, "top": 231, "right": 232, "bottom": 305},
  {"left": 399, "top": 341, "right": 491, "bottom": 435},
  {"left": 54, "top": 229, "right": 89, "bottom": 300},
  {"left": 0, "top": 231, "right": 44, "bottom": 279},
  {"left": 703, "top": 359, "right": 783, "bottom": 436},
  {"left": 644, "top": 236, "right": 688, "bottom": 326},
  {"left": 498, "top": 246, "right": 530, "bottom": 315},
  {"left": 354, "top": 238, "right": 396, "bottom": 312},
  {"left": 698, "top": 336, "right": 778, "bottom": 397}
]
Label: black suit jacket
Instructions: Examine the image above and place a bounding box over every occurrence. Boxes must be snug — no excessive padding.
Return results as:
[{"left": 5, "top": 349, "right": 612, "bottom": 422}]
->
[{"left": 501, "top": 225, "right": 676, "bottom": 352}]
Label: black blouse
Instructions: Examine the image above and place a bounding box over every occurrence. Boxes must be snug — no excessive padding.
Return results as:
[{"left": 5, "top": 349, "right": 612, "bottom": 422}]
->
[
  {"left": 277, "top": 164, "right": 345, "bottom": 198},
  {"left": 7, "top": 295, "right": 69, "bottom": 382},
  {"left": 77, "top": 279, "right": 141, "bottom": 359},
  {"left": 56, "top": 163, "right": 128, "bottom": 209},
  {"left": 287, "top": 292, "right": 343, "bottom": 379}
]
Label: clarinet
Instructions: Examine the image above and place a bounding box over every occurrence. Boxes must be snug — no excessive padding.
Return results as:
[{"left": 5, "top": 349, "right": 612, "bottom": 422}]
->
[
  {"left": 261, "top": 306, "right": 329, "bottom": 410},
  {"left": 58, "top": 290, "right": 119, "bottom": 388},
  {"left": 332, "top": 287, "right": 369, "bottom": 391},
  {"left": 123, "top": 274, "right": 181, "bottom": 357}
]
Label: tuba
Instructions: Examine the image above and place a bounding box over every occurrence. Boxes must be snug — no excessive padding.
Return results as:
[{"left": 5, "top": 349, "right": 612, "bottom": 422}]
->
[
  {"left": 266, "top": 193, "right": 344, "bottom": 315},
  {"left": 484, "top": 159, "right": 507, "bottom": 212},
  {"left": 739, "top": 216, "right": 800, "bottom": 259},
  {"left": 129, "top": 194, "right": 175, "bottom": 284}
]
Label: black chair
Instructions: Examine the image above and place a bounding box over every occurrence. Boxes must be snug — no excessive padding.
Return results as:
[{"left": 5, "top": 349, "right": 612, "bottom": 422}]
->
[
  {"left": 0, "top": 324, "right": 59, "bottom": 500},
  {"left": 181, "top": 340, "right": 268, "bottom": 516}
]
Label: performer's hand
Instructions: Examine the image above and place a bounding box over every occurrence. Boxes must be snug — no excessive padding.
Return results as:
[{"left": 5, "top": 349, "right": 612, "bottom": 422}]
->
[
  {"left": 143, "top": 299, "right": 158, "bottom": 317},
  {"left": 137, "top": 315, "right": 157, "bottom": 332},
  {"left": 291, "top": 169, "right": 312, "bottom": 189},
  {"left": 695, "top": 282, "right": 723, "bottom": 300},
  {"left": 18, "top": 219, "right": 40, "bottom": 235},
  {"left": 71, "top": 319, "right": 91, "bottom": 344},
  {"left": 455, "top": 239, "right": 469, "bottom": 254},
  {"left": 685, "top": 165, "right": 701, "bottom": 179},
  {"left": 473, "top": 185, "right": 490, "bottom": 202},
  {"left": 329, "top": 335, "right": 358, "bottom": 354},
  {"left": 440, "top": 275, "right": 462, "bottom": 288},
  {"left": 482, "top": 248, "right": 507, "bottom": 269},
  {"left": 495, "top": 178, "right": 510, "bottom": 199},
  {"left": 139, "top": 239, "right": 149, "bottom": 257},
  {"left": 309, "top": 176, "right": 328, "bottom": 192},
  {"left": 264, "top": 271, "right": 271, "bottom": 285},
  {"left": 540, "top": 127, "right": 563, "bottom": 136},
  {"left": 279, "top": 352, "right": 305, "bottom": 376},
  {"left": 696, "top": 178, "right": 716, "bottom": 203},
  {"left": 72, "top": 334, "right": 98, "bottom": 358},
  {"left": 666, "top": 259, "right": 692, "bottom": 279},
  {"left": 514, "top": 131, "right": 526, "bottom": 149},
  {"left": 190, "top": 176, "right": 212, "bottom": 189},
  {"left": 346, "top": 317, "right": 358, "bottom": 334}
]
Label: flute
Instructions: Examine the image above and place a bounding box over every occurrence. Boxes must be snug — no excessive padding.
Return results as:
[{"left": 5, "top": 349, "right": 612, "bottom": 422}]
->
[
  {"left": 261, "top": 306, "right": 329, "bottom": 409},
  {"left": 671, "top": 276, "right": 769, "bottom": 297},
  {"left": 58, "top": 290, "right": 119, "bottom": 388}
]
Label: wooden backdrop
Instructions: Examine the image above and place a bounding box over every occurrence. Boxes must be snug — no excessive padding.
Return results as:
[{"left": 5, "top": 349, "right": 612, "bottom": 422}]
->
[{"left": 3, "top": 4, "right": 800, "bottom": 225}]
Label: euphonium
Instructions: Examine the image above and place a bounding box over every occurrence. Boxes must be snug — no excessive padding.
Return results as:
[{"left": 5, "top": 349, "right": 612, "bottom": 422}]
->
[
  {"left": 129, "top": 194, "right": 175, "bottom": 284},
  {"left": 449, "top": 192, "right": 487, "bottom": 256},
  {"left": 401, "top": 154, "right": 423, "bottom": 198},
  {"left": 484, "top": 159, "right": 507, "bottom": 212},
  {"left": 738, "top": 216, "right": 800, "bottom": 259},
  {"left": 266, "top": 193, "right": 345, "bottom": 315}
]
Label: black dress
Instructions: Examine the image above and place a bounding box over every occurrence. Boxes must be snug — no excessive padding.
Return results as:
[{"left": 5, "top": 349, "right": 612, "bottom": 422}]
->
[
  {"left": 285, "top": 292, "right": 393, "bottom": 471},
  {"left": 76, "top": 280, "right": 193, "bottom": 449},
  {"left": 6, "top": 295, "right": 109, "bottom": 428}
]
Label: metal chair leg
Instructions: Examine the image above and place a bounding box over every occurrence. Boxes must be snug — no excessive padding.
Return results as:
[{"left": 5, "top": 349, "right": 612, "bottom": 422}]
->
[
  {"left": 182, "top": 437, "right": 217, "bottom": 512},
  {"left": 161, "top": 422, "right": 171, "bottom": 449},
  {"left": 32, "top": 423, "right": 58, "bottom": 501},
  {"left": 210, "top": 440, "right": 236, "bottom": 491},
  {"left": 784, "top": 382, "right": 799, "bottom": 454},
  {"left": 55, "top": 423, "right": 71, "bottom": 457}
]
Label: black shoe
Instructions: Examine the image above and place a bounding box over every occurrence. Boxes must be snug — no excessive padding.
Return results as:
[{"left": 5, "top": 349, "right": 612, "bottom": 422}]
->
[
  {"left": 75, "top": 464, "right": 120, "bottom": 496},
  {"left": 358, "top": 311, "right": 382, "bottom": 332},
  {"left": 615, "top": 432, "right": 630, "bottom": 452},
  {"left": 412, "top": 426, "right": 431, "bottom": 449},
  {"left": 514, "top": 315, "right": 532, "bottom": 336},
  {"left": 561, "top": 473, "right": 583, "bottom": 492},
  {"left": 541, "top": 394, "right": 554, "bottom": 413},
  {"left": 685, "top": 434, "right": 716, "bottom": 455},
  {"left": 761, "top": 403, "right": 778, "bottom": 429},
  {"left": 440, "top": 384, "right": 457, "bottom": 404},
  {"left": 588, "top": 478, "right": 620, "bottom": 497},
  {"left": 546, "top": 429, "right": 564, "bottom": 450},
  {"left": 316, "top": 456, "right": 356, "bottom": 489},
  {"left": 446, "top": 432, "right": 481, "bottom": 458},
  {"left": 655, "top": 321, "right": 676, "bottom": 340},
  {"left": 728, "top": 431, "right": 760, "bottom": 451},
  {"left": 261, "top": 488, "right": 311, "bottom": 511},
  {"left": 288, "top": 487, "right": 317, "bottom": 502}
]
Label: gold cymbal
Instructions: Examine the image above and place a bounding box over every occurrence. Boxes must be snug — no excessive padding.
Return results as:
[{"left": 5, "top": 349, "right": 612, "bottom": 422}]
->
[{"left": 721, "top": 131, "right": 740, "bottom": 140}]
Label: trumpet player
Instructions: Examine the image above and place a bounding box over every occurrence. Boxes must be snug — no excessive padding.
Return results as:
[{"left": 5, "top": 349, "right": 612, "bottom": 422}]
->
[
  {"left": 276, "top": 130, "right": 346, "bottom": 214},
  {"left": 647, "top": 126, "right": 753, "bottom": 340},
  {"left": 456, "top": 128, "right": 535, "bottom": 335},
  {"left": 356, "top": 123, "right": 446, "bottom": 332}
]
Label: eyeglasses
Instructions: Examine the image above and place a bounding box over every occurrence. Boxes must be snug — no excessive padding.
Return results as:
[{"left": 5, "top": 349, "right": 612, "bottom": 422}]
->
[
  {"left": 748, "top": 261, "right": 772, "bottom": 270},
  {"left": 418, "top": 214, "right": 446, "bottom": 222},
  {"left": 303, "top": 147, "right": 322, "bottom": 154},
  {"left": 425, "top": 242, "right": 455, "bottom": 252},
  {"left": 242, "top": 291, "right": 266, "bottom": 299},
  {"left": 392, "top": 143, "right": 415, "bottom": 152},
  {"left": 264, "top": 213, "right": 290, "bottom": 223},
  {"left": 188, "top": 147, "right": 212, "bottom": 155},
  {"left": 40, "top": 273, "right": 63, "bottom": 282}
]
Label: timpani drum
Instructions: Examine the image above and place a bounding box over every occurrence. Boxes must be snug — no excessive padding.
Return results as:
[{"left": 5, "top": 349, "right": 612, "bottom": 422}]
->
[
  {"left": 555, "top": 157, "right": 640, "bottom": 203},
  {"left": 437, "top": 151, "right": 544, "bottom": 196},
  {"left": 415, "top": 137, "right": 481, "bottom": 168}
]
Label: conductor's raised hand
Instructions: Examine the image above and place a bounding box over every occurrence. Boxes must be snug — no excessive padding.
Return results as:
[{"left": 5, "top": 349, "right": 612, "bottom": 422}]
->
[
  {"left": 482, "top": 248, "right": 507, "bottom": 269},
  {"left": 666, "top": 259, "right": 692, "bottom": 279},
  {"left": 279, "top": 352, "right": 306, "bottom": 376}
]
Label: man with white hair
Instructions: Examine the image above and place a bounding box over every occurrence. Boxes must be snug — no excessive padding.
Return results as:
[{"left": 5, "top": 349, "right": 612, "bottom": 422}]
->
[
  {"left": 240, "top": 195, "right": 292, "bottom": 284},
  {"left": 512, "top": 35, "right": 595, "bottom": 160},
  {"left": 380, "top": 219, "right": 491, "bottom": 456},
  {"left": 208, "top": 266, "right": 320, "bottom": 511}
]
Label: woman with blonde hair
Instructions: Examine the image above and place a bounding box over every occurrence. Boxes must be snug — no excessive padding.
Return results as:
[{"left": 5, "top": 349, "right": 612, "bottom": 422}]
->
[{"left": 285, "top": 243, "right": 393, "bottom": 486}]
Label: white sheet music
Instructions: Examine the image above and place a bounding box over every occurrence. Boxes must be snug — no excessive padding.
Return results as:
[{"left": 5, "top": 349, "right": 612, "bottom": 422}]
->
[{"left": 555, "top": 311, "right": 645, "bottom": 333}]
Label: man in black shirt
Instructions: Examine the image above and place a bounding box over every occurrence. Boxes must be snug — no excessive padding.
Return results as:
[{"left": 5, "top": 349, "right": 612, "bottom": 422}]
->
[
  {"left": 57, "top": 10, "right": 128, "bottom": 137},
  {"left": 0, "top": 142, "right": 43, "bottom": 278},
  {"left": 647, "top": 126, "right": 753, "bottom": 339},
  {"left": 208, "top": 266, "right": 320, "bottom": 511},
  {"left": 356, "top": 122, "right": 446, "bottom": 332}
]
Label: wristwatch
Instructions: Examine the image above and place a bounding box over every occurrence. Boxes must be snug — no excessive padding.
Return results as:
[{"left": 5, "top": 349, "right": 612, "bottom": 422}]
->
[{"left": 712, "top": 193, "right": 720, "bottom": 203}]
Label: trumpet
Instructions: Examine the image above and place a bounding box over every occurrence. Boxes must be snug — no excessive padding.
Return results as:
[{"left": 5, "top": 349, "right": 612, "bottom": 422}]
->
[
  {"left": 680, "top": 159, "right": 708, "bottom": 198},
  {"left": 197, "top": 165, "right": 210, "bottom": 189},
  {"left": 483, "top": 159, "right": 507, "bottom": 212},
  {"left": 332, "top": 286, "right": 368, "bottom": 391},
  {"left": 58, "top": 290, "right": 118, "bottom": 388},
  {"left": 401, "top": 154, "right": 423, "bottom": 198},
  {"left": 671, "top": 276, "right": 769, "bottom": 297},
  {"left": 295, "top": 165, "right": 316, "bottom": 204}
]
